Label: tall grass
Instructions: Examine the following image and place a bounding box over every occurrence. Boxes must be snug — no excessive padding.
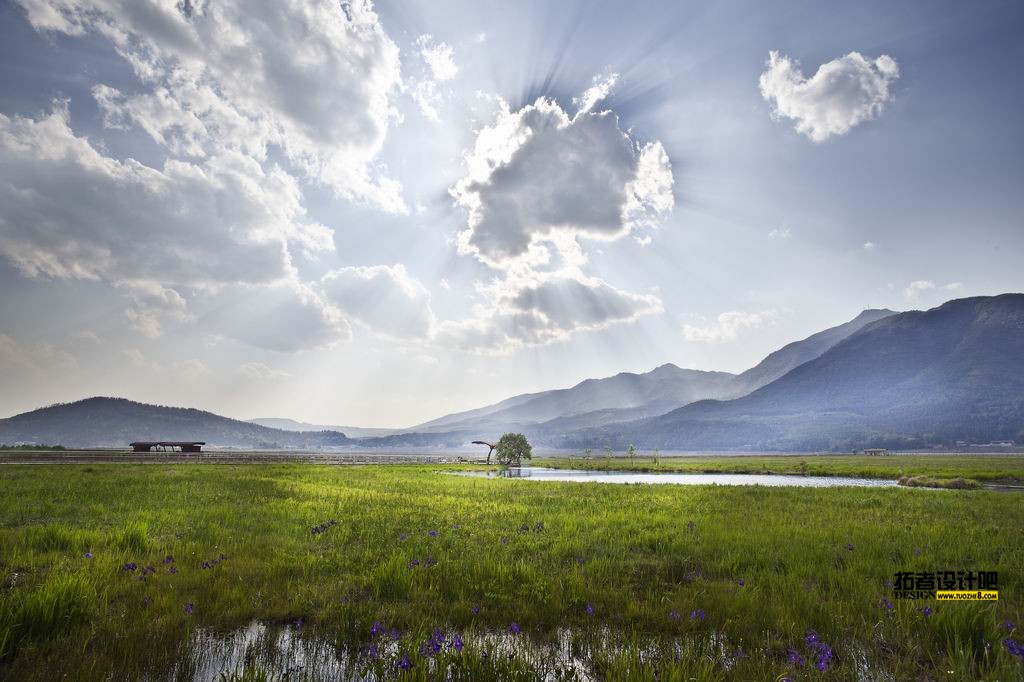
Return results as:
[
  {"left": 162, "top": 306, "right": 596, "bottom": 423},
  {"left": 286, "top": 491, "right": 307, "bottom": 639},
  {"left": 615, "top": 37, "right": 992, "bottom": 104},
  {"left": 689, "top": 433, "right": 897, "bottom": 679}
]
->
[{"left": 0, "top": 462, "right": 1020, "bottom": 679}]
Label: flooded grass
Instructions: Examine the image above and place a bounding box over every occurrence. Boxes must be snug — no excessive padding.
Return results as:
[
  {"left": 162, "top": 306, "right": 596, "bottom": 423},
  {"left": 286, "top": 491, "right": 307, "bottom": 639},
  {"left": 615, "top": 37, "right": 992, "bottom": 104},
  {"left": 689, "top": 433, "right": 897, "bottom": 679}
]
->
[{"left": 0, "top": 462, "right": 1022, "bottom": 679}]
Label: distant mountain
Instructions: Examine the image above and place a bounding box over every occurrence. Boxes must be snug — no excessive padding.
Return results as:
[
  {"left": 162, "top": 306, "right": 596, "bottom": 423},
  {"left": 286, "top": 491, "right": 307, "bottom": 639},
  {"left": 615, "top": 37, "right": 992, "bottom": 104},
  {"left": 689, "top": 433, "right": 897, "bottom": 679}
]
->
[
  {"left": 723, "top": 308, "right": 897, "bottom": 397},
  {"left": 411, "top": 364, "right": 737, "bottom": 435},
  {"left": 0, "top": 397, "right": 356, "bottom": 449},
  {"left": 248, "top": 418, "right": 396, "bottom": 439},
  {"left": 562, "top": 295, "right": 1024, "bottom": 451}
]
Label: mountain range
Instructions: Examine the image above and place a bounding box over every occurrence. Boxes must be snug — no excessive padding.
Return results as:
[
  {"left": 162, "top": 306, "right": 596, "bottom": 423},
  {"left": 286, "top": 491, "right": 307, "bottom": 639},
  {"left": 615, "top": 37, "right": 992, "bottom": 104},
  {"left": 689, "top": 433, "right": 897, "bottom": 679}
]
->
[{"left": 2, "top": 295, "right": 1021, "bottom": 451}]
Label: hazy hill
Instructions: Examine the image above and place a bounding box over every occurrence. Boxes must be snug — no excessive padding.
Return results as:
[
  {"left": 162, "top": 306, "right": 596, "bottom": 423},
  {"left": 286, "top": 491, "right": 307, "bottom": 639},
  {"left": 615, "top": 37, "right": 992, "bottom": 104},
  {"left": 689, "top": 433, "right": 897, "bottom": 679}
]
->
[
  {"left": 411, "top": 364, "right": 737, "bottom": 434},
  {"left": 0, "top": 397, "right": 355, "bottom": 449},
  {"left": 563, "top": 295, "right": 1024, "bottom": 451},
  {"left": 248, "top": 418, "right": 395, "bottom": 439},
  {"left": 723, "top": 308, "right": 896, "bottom": 397}
]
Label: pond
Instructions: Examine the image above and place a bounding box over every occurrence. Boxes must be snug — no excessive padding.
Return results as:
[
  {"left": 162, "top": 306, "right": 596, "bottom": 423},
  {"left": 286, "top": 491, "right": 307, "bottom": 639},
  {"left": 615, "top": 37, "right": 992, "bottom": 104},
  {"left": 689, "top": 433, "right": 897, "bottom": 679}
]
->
[{"left": 453, "top": 467, "right": 899, "bottom": 488}]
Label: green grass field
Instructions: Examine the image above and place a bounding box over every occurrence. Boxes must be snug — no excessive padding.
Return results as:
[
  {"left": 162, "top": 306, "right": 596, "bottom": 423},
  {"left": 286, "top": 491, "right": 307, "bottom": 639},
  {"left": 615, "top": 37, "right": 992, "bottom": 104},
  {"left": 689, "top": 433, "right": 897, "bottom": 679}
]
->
[{"left": 1, "top": 461, "right": 1022, "bottom": 680}]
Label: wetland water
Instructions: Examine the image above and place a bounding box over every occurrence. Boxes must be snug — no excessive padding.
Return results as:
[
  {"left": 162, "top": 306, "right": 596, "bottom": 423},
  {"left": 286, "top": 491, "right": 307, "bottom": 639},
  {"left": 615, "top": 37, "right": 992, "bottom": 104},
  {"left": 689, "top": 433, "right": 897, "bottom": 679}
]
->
[{"left": 453, "top": 466, "right": 899, "bottom": 488}]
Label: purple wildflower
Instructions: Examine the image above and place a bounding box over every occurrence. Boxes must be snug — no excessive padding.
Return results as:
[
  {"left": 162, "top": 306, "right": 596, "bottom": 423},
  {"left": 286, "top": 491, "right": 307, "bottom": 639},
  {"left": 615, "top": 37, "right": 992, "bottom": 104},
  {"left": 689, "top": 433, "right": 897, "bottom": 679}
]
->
[
  {"left": 397, "top": 654, "right": 412, "bottom": 670},
  {"left": 882, "top": 598, "right": 894, "bottom": 612},
  {"left": 293, "top": 617, "right": 304, "bottom": 630},
  {"left": 687, "top": 520, "right": 696, "bottom": 531},
  {"left": 534, "top": 521, "right": 544, "bottom": 532},
  {"left": 669, "top": 609, "right": 681, "bottom": 621},
  {"left": 367, "top": 644, "right": 378, "bottom": 659},
  {"left": 471, "top": 605, "right": 481, "bottom": 615},
  {"left": 168, "top": 566, "right": 178, "bottom": 575},
  {"left": 1004, "top": 638, "right": 1023, "bottom": 658},
  {"left": 805, "top": 630, "right": 819, "bottom": 644},
  {"left": 922, "top": 606, "right": 933, "bottom": 618},
  {"left": 164, "top": 555, "right": 174, "bottom": 564},
  {"left": 1001, "top": 620, "right": 1016, "bottom": 632},
  {"left": 814, "top": 644, "right": 833, "bottom": 672},
  {"left": 481, "top": 650, "right": 489, "bottom": 660},
  {"left": 736, "top": 579, "right": 745, "bottom": 587},
  {"left": 576, "top": 557, "right": 586, "bottom": 566},
  {"left": 585, "top": 603, "right": 594, "bottom": 616},
  {"left": 370, "top": 621, "right": 383, "bottom": 636},
  {"left": 184, "top": 602, "right": 194, "bottom": 615},
  {"left": 690, "top": 609, "right": 705, "bottom": 621},
  {"left": 399, "top": 533, "right": 408, "bottom": 542},
  {"left": 500, "top": 537, "right": 508, "bottom": 545},
  {"left": 428, "top": 529, "right": 439, "bottom": 537},
  {"left": 787, "top": 649, "right": 805, "bottom": 666},
  {"left": 123, "top": 562, "right": 137, "bottom": 572},
  {"left": 845, "top": 543, "right": 855, "bottom": 551},
  {"left": 424, "top": 557, "right": 436, "bottom": 568},
  {"left": 408, "top": 559, "right": 420, "bottom": 569},
  {"left": 143, "top": 596, "right": 152, "bottom": 607},
  {"left": 452, "top": 633, "right": 464, "bottom": 652},
  {"left": 508, "top": 622, "right": 521, "bottom": 635},
  {"left": 84, "top": 551, "right": 93, "bottom": 560}
]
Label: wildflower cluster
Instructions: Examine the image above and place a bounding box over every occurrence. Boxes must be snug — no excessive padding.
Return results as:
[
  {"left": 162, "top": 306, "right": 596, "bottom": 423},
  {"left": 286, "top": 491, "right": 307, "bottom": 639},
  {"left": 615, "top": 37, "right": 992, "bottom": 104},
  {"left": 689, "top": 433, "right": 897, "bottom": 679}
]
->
[
  {"left": 201, "top": 554, "right": 227, "bottom": 570},
  {"left": 311, "top": 519, "right": 338, "bottom": 535},
  {"left": 804, "top": 630, "right": 834, "bottom": 672},
  {"left": 418, "top": 628, "right": 464, "bottom": 657}
]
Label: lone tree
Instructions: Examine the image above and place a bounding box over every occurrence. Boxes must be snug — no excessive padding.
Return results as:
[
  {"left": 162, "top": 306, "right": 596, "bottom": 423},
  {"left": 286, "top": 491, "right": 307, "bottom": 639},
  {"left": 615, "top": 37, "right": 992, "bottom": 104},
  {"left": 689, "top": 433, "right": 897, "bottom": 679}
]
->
[{"left": 495, "top": 432, "right": 532, "bottom": 467}]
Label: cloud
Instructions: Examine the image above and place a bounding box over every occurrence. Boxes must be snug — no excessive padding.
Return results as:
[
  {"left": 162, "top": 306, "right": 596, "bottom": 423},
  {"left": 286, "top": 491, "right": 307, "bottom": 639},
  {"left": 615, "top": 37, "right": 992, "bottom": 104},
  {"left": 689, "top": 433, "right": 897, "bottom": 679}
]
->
[
  {"left": 17, "top": 0, "right": 405, "bottom": 211},
  {"left": 239, "top": 362, "right": 290, "bottom": 381},
  {"left": 320, "top": 264, "right": 436, "bottom": 340},
  {"left": 436, "top": 270, "right": 662, "bottom": 353},
  {"left": 204, "top": 281, "right": 349, "bottom": 352},
  {"left": 120, "top": 282, "right": 190, "bottom": 338},
  {"left": 416, "top": 35, "right": 458, "bottom": 82},
  {"left": 902, "top": 280, "right": 963, "bottom": 303},
  {"left": 863, "top": 241, "right": 876, "bottom": 251},
  {"left": 451, "top": 94, "right": 674, "bottom": 267},
  {"left": 0, "top": 105, "right": 329, "bottom": 286},
  {"left": 573, "top": 72, "right": 619, "bottom": 114},
  {"left": 682, "top": 309, "right": 784, "bottom": 344},
  {"left": 0, "top": 332, "right": 77, "bottom": 371},
  {"left": 437, "top": 77, "right": 671, "bottom": 352},
  {"left": 409, "top": 35, "right": 458, "bottom": 121},
  {"left": 759, "top": 51, "right": 899, "bottom": 142},
  {"left": 768, "top": 226, "right": 793, "bottom": 239}
]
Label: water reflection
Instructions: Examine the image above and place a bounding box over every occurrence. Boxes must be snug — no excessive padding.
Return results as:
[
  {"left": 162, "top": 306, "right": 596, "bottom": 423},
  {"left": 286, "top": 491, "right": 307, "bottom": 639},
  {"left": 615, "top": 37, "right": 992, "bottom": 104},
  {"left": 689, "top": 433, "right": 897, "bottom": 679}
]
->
[{"left": 454, "top": 467, "right": 899, "bottom": 488}]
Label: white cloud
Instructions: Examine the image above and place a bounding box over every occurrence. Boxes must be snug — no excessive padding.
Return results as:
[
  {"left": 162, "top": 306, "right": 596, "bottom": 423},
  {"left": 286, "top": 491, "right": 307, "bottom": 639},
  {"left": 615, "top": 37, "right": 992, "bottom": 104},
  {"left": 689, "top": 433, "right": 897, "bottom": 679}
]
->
[
  {"left": 409, "top": 35, "right": 459, "bottom": 121},
  {"left": 120, "top": 282, "right": 190, "bottom": 338},
  {"left": 239, "top": 362, "right": 290, "bottom": 381},
  {"left": 436, "top": 270, "right": 662, "bottom": 353},
  {"left": 416, "top": 35, "right": 458, "bottom": 82},
  {"left": 863, "top": 241, "right": 876, "bottom": 250},
  {"left": 759, "top": 51, "right": 899, "bottom": 142},
  {"left": 0, "top": 105, "right": 329, "bottom": 286},
  {"left": 204, "top": 281, "right": 348, "bottom": 352},
  {"left": 902, "top": 280, "right": 963, "bottom": 303},
  {"left": 682, "top": 309, "right": 784, "bottom": 344},
  {"left": 320, "top": 264, "right": 436, "bottom": 341},
  {"left": 573, "top": 72, "right": 619, "bottom": 114},
  {"left": 451, "top": 94, "right": 674, "bottom": 267},
  {"left": 17, "top": 0, "right": 406, "bottom": 211},
  {"left": 439, "top": 77, "right": 672, "bottom": 352},
  {"left": 768, "top": 226, "right": 792, "bottom": 239}
]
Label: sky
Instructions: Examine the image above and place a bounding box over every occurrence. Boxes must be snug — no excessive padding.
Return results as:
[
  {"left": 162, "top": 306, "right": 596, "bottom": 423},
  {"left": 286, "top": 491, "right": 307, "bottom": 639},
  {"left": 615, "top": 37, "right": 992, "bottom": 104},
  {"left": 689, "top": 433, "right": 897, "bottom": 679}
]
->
[{"left": 1, "top": 0, "right": 1022, "bottom": 427}]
